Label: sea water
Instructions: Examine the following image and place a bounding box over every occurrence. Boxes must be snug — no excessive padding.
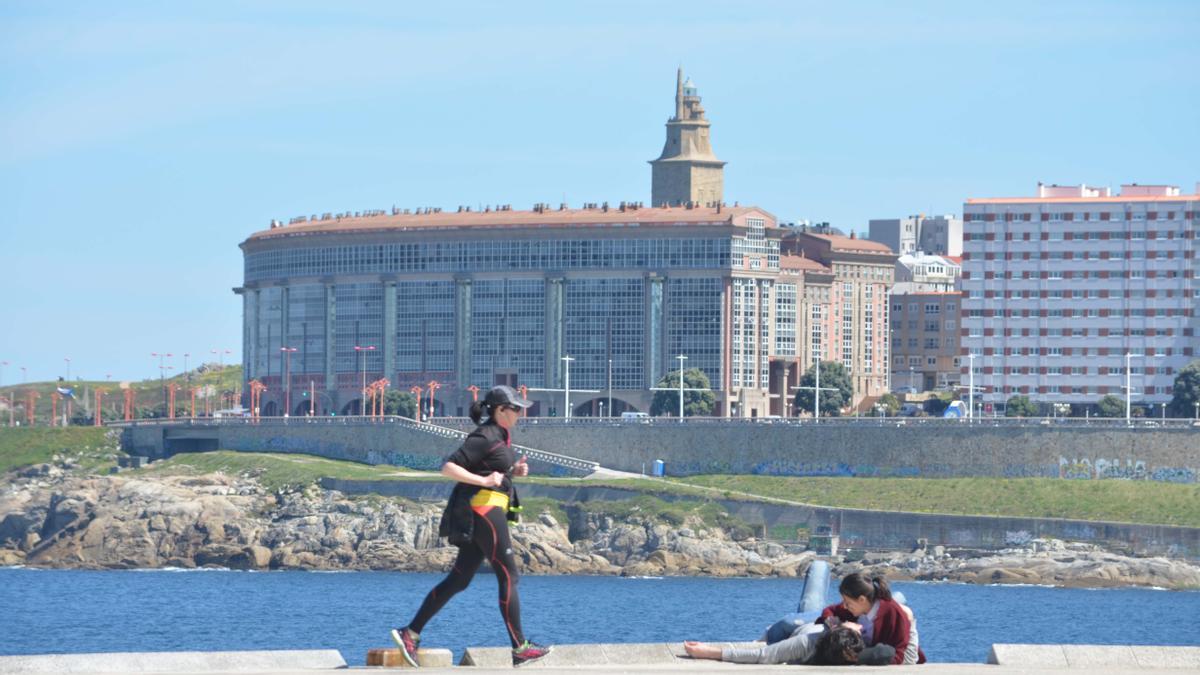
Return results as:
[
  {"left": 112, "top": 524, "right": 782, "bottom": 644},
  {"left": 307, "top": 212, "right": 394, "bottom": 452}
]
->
[{"left": 3, "top": 568, "right": 1198, "bottom": 664}]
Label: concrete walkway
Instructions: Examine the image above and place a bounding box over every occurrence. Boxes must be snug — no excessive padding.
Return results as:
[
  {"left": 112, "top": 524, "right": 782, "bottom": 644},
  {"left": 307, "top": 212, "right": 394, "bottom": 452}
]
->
[{"left": 2, "top": 644, "right": 1197, "bottom": 674}]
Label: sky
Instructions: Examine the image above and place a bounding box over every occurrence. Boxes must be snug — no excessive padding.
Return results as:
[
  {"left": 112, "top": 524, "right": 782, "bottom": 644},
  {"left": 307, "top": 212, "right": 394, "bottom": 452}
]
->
[{"left": 1, "top": 0, "right": 1197, "bottom": 384}]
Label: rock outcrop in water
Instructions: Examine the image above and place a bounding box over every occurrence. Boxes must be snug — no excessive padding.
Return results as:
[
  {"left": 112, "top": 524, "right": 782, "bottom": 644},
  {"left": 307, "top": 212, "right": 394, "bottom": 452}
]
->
[{"left": 1, "top": 460, "right": 1197, "bottom": 589}]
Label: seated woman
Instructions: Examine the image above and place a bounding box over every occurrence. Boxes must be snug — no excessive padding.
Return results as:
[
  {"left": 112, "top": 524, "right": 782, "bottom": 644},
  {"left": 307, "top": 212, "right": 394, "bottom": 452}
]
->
[
  {"left": 819, "top": 573, "right": 925, "bottom": 665},
  {"left": 684, "top": 624, "right": 894, "bottom": 666}
]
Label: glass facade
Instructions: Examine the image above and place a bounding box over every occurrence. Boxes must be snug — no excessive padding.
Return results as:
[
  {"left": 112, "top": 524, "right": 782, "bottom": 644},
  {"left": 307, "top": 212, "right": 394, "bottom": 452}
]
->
[
  {"left": 396, "top": 281, "right": 455, "bottom": 374},
  {"left": 254, "top": 287, "right": 283, "bottom": 380},
  {"left": 245, "top": 237, "right": 733, "bottom": 282},
  {"left": 470, "top": 279, "right": 547, "bottom": 388},
  {"left": 333, "top": 283, "right": 383, "bottom": 377},
  {"left": 667, "top": 277, "right": 722, "bottom": 389},
  {"left": 564, "top": 277, "right": 646, "bottom": 390},
  {"left": 287, "top": 284, "right": 326, "bottom": 375}
]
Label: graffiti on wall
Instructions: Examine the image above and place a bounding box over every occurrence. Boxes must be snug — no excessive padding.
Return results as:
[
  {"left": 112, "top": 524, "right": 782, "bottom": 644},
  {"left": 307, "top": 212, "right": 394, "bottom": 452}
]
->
[{"left": 1057, "top": 456, "right": 1195, "bottom": 483}]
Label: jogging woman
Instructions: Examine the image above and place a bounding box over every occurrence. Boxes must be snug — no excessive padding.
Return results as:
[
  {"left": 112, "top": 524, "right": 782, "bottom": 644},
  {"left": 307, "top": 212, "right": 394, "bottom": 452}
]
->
[{"left": 392, "top": 385, "right": 551, "bottom": 668}]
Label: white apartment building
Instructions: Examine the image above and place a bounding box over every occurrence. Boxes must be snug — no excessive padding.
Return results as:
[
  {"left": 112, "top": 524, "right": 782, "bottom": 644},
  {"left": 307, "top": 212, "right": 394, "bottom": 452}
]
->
[
  {"left": 961, "top": 182, "right": 1199, "bottom": 410},
  {"left": 894, "top": 252, "right": 962, "bottom": 293}
]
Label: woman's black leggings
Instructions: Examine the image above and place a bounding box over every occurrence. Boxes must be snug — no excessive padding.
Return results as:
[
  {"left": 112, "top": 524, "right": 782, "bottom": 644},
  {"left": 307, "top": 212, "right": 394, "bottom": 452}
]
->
[{"left": 408, "top": 505, "right": 525, "bottom": 647}]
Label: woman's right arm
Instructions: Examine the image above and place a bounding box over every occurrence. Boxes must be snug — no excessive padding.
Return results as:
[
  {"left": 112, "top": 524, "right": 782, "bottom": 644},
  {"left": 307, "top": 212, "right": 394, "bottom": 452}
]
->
[{"left": 441, "top": 461, "right": 504, "bottom": 488}]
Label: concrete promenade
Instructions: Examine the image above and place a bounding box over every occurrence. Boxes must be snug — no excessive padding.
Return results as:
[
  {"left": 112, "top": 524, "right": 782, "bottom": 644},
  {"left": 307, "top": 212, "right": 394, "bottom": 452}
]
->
[{"left": 2, "top": 645, "right": 1197, "bottom": 674}]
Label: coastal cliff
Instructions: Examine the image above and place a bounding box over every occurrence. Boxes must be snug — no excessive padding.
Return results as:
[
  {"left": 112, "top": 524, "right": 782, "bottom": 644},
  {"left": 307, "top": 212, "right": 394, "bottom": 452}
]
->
[{"left": 2, "top": 459, "right": 1197, "bottom": 589}]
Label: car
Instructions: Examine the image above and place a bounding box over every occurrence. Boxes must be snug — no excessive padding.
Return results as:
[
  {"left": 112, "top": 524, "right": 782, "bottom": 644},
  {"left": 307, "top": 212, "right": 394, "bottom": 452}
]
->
[
  {"left": 892, "top": 386, "right": 919, "bottom": 395},
  {"left": 620, "top": 411, "right": 651, "bottom": 422}
]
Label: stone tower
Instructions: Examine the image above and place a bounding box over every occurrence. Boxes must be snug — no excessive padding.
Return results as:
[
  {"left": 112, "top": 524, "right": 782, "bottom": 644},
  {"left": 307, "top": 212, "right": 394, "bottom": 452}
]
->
[{"left": 649, "top": 68, "right": 726, "bottom": 207}]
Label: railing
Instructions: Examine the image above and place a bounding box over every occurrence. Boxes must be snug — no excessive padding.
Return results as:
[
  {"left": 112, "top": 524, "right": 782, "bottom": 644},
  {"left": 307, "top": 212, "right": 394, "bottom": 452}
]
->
[
  {"left": 107, "top": 415, "right": 602, "bottom": 473},
  {"left": 108, "top": 414, "right": 1199, "bottom": 430}
]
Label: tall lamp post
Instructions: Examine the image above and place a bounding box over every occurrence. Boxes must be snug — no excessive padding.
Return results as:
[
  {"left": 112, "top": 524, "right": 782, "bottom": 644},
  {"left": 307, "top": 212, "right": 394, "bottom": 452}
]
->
[
  {"left": 1124, "top": 352, "right": 1140, "bottom": 425},
  {"left": 967, "top": 353, "right": 976, "bottom": 420},
  {"left": 561, "top": 355, "right": 575, "bottom": 419},
  {"left": 676, "top": 354, "right": 688, "bottom": 421},
  {"left": 65, "top": 357, "right": 71, "bottom": 382},
  {"left": 280, "top": 347, "right": 297, "bottom": 417},
  {"left": 354, "top": 345, "right": 376, "bottom": 416}
]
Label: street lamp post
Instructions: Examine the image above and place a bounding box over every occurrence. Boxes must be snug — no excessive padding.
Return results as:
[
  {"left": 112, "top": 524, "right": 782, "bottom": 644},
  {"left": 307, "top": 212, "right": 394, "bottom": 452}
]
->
[
  {"left": 967, "top": 353, "right": 976, "bottom": 421},
  {"left": 354, "top": 345, "right": 376, "bottom": 416},
  {"left": 280, "top": 347, "right": 297, "bottom": 417},
  {"left": 65, "top": 357, "right": 71, "bottom": 382},
  {"left": 151, "top": 352, "right": 173, "bottom": 412},
  {"left": 676, "top": 354, "right": 688, "bottom": 421},
  {"left": 561, "top": 355, "right": 575, "bottom": 419},
  {"left": 607, "top": 358, "right": 613, "bottom": 417},
  {"left": 1124, "top": 352, "right": 1140, "bottom": 425}
]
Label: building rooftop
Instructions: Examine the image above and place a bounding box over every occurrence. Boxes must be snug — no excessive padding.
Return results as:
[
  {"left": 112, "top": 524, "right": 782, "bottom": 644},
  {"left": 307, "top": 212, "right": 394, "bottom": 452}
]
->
[
  {"left": 967, "top": 182, "right": 1198, "bottom": 204},
  {"left": 779, "top": 253, "right": 832, "bottom": 273},
  {"left": 795, "top": 231, "right": 894, "bottom": 254},
  {"left": 245, "top": 204, "right": 770, "bottom": 242}
]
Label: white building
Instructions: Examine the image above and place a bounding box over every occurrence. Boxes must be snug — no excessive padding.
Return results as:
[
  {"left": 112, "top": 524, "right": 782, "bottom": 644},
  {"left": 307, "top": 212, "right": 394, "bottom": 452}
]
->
[
  {"left": 893, "top": 252, "right": 962, "bottom": 293},
  {"left": 869, "top": 215, "right": 962, "bottom": 257},
  {"left": 961, "top": 182, "right": 1200, "bottom": 411}
]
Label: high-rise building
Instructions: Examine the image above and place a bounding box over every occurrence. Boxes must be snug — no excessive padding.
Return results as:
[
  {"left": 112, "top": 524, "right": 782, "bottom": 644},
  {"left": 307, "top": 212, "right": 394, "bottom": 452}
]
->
[
  {"left": 649, "top": 68, "right": 726, "bottom": 208},
  {"left": 961, "top": 182, "right": 1199, "bottom": 411},
  {"left": 779, "top": 231, "right": 896, "bottom": 406},
  {"left": 889, "top": 291, "right": 962, "bottom": 392},
  {"left": 869, "top": 215, "right": 962, "bottom": 257}
]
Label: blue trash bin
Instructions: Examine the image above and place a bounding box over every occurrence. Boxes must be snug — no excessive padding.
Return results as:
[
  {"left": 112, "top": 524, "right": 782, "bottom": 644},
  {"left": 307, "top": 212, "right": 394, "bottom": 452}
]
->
[{"left": 651, "top": 459, "right": 665, "bottom": 476}]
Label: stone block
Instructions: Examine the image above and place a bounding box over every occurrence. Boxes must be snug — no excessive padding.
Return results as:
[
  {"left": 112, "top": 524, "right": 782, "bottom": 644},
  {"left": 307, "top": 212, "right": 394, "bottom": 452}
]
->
[
  {"left": 1062, "top": 644, "right": 1138, "bottom": 668},
  {"left": 987, "top": 643, "right": 1067, "bottom": 667},
  {"left": 0, "top": 649, "right": 346, "bottom": 673},
  {"left": 599, "top": 643, "right": 676, "bottom": 664},
  {"left": 1130, "top": 646, "right": 1200, "bottom": 669},
  {"left": 459, "top": 646, "right": 512, "bottom": 668},
  {"left": 367, "top": 647, "right": 453, "bottom": 668}
]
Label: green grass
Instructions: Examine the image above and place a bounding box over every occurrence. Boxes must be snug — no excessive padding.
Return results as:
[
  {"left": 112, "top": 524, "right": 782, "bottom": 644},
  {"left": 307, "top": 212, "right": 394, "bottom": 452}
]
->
[
  {"left": 0, "top": 427, "right": 123, "bottom": 474},
  {"left": 0, "top": 365, "right": 243, "bottom": 423},
  {"left": 132, "top": 450, "right": 439, "bottom": 491},
  {"left": 672, "top": 475, "right": 1200, "bottom": 527}
]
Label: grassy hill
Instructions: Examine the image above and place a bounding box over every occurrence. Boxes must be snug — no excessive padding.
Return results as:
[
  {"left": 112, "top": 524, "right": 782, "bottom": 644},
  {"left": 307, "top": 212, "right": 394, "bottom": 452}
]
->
[
  {"left": 0, "top": 365, "right": 243, "bottom": 425},
  {"left": 0, "top": 427, "right": 123, "bottom": 473}
]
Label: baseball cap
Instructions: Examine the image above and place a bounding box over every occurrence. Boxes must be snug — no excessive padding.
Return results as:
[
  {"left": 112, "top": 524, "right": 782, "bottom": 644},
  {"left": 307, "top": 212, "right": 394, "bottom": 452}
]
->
[{"left": 484, "top": 385, "right": 532, "bottom": 409}]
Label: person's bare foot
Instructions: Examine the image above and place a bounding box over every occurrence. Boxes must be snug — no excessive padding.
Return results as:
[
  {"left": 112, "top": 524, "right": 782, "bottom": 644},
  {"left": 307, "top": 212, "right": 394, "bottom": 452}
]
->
[{"left": 683, "top": 641, "right": 723, "bottom": 660}]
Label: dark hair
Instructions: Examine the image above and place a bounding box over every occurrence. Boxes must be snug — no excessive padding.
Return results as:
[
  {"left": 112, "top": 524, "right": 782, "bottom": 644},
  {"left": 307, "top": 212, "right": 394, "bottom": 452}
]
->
[
  {"left": 814, "top": 626, "right": 865, "bottom": 665},
  {"left": 469, "top": 400, "right": 489, "bottom": 425},
  {"left": 839, "top": 572, "right": 892, "bottom": 603}
]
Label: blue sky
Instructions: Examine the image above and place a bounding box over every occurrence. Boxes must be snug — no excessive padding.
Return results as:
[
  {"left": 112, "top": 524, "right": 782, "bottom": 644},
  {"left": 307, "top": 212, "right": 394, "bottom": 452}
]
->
[{"left": 1, "top": 1, "right": 1197, "bottom": 383}]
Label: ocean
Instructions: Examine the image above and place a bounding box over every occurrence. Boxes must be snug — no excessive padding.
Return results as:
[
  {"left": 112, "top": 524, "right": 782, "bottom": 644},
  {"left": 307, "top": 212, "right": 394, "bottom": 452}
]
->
[{"left": 4, "top": 568, "right": 1198, "bottom": 664}]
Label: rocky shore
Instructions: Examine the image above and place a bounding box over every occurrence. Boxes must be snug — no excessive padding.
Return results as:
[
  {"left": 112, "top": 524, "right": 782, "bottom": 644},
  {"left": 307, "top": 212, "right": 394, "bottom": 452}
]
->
[{"left": 2, "top": 458, "right": 1197, "bottom": 590}]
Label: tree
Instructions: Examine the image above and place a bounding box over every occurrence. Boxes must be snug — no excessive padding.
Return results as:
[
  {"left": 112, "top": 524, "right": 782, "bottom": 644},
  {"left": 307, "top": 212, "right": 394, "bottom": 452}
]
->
[
  {"left": 1169, "top": 360, "right": 1200, "bottom": 417},
  {"left": 650, "top": 368, "right": 715, "bottom": 417},
  {"left": 792, "top": 361, "right": 853, "bottom": 418},
  {"left": 1096, "top": 394, "right": 1125, "bottom": 418},
  {"left": 383, "top": 390, "right": 418, "bottom": 418},
  {"left": 923, "top": 392, "right": 953, "bottom": 416},
  {"left": 1005, "top": 395, "right": 1038, "bottom": 418},
  {"left": 877, "top": 393, "right": 901, "bottom": 416}
]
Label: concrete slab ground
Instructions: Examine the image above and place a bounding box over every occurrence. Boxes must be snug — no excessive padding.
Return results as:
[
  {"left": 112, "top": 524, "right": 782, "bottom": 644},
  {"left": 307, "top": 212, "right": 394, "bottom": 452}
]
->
[{"left": 0, "top": 650, "right": 346, "bottom": 673}]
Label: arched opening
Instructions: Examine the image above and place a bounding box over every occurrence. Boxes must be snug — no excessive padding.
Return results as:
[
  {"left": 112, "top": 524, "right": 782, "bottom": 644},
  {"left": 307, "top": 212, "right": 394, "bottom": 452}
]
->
[
  {"left": 261, "top": 400, "right": 279, "bottom": 417},
  {"left": 418, "top": 397, "right": 447, "bottom": 419},
  {"left": 572, "top": 397, "right": 639, "bottom": 417},
  {"left": 294, "top": 400, "right": 320, "bottom": 417},
  {"left": 341, "top": 399, "right": 362, "bottom": 416}
]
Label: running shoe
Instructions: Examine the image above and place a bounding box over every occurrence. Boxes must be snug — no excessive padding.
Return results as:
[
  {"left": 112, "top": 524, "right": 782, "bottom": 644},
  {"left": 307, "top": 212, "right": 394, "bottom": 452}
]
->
[
  {"left": 390, "top": 626, "right": 420, "bottom": 668},
  {"left": 512, "top": 640, "right": 552, "bottom": 667}
]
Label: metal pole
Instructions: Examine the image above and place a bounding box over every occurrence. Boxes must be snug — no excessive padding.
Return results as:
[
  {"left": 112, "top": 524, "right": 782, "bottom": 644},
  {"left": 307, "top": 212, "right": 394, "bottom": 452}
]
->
[
  {"left": 562, "top": 355, "right": 574, "bottom": 419},
  {"left": 310, "top": 380, "right": 315, "bottom": 416},
  {"left": 607, "top": 358, "right": 612, "bottom": 416},
  {"left": 968, "top": 353, "right": 975, "bottom": 421},
  {"left": 814, "top": 361, "right": 820, "bottom": 420},
  {"left": 678, "top": 355, "right": 690, "bottom": 420},
  {"left": 1125, "top": 352, "right": 1131, "bottom": 424}
]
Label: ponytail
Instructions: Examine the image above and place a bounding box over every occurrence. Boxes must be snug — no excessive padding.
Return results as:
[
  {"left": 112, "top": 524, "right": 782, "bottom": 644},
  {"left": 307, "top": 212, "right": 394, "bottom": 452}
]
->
[
  {"left": 839, "top": 572, "right": 892, "bottom": 602},
  {"left": 469, "top": 400, "right": 489, "bottom": 425},
  {"left": 871, "top": 576, "right": 893, "bottom": 602}
]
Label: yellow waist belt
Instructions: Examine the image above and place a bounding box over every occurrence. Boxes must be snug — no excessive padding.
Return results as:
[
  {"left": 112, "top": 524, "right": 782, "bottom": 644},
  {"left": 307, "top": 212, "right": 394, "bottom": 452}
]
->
[{"left": 470, "top": 489, "right": 509, "bottom": 509}]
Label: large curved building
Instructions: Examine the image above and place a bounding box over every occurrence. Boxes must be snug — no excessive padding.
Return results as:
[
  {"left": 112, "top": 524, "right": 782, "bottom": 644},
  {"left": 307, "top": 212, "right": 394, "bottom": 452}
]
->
[{"left": 236, "top": 71, "right": 893, "bottom": 418}]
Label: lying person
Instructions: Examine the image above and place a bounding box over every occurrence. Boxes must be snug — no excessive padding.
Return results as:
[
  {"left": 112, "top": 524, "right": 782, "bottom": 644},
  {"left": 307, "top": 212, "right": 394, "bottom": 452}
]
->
[
  {"left": 819, "top": 573, "right": 925, "bottom": 665},
  {"left": 684, "top": 623, "right": 895, "bottom": 666}
]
